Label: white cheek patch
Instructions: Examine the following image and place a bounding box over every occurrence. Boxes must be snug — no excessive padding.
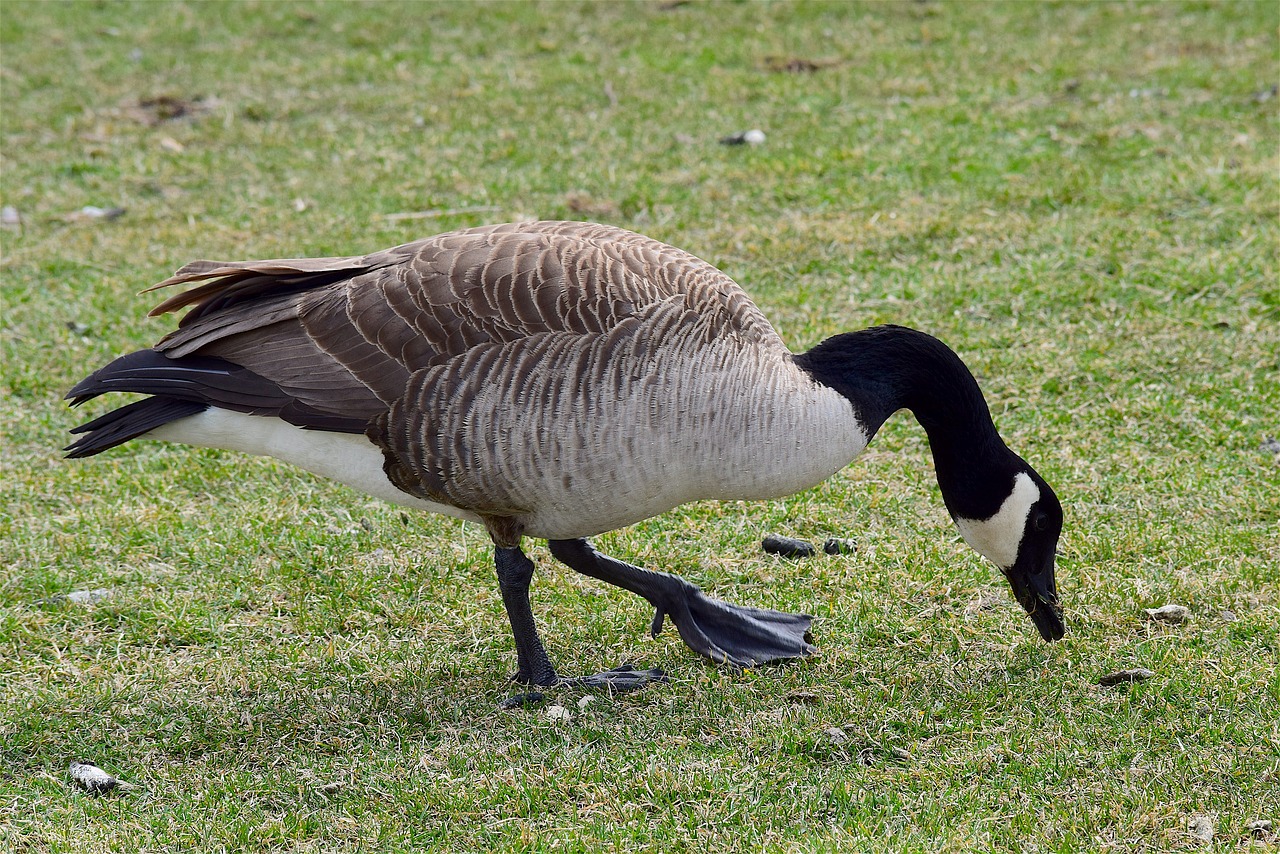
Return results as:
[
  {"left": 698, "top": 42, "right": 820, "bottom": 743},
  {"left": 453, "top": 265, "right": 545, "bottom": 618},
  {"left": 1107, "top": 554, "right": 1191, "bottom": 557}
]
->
[{"left": 954, "top": 472, "right": 1040, "bottom": 570}]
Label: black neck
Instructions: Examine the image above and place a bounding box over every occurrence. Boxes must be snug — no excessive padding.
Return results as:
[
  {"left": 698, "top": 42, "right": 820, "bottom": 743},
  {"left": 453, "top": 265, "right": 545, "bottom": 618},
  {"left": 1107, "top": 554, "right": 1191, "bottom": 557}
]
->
[{"left": 793, "top": 325, "right": 1014, "bottom": 519}]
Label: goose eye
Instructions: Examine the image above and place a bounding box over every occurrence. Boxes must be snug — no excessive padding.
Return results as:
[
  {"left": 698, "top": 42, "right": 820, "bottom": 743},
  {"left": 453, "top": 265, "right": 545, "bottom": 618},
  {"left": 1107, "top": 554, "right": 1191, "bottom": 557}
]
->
[{"left": 1032, "top": 512, "right": 1049, "bottom": 532}]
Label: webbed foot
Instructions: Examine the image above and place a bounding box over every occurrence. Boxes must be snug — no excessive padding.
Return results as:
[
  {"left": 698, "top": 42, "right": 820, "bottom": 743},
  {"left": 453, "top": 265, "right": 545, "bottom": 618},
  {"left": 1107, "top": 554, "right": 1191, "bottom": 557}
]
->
[
  {"left": 650, "top": 586, "right": 815, "bottom": 667},
  {"left": 568, "top": 664, "right": 668, "bottom": 692},
  {"left": 548, "top": 538, "right": 816, "bottom": 670},
  {"left": 498, "top": 665, "right": 667, "bottom": 709}
]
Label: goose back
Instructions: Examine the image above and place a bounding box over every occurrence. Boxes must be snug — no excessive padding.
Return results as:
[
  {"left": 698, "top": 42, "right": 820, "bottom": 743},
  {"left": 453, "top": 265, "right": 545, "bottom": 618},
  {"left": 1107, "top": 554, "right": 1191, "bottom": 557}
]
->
[{"left": 152, "top": 222, "right": 783, "bottom": 422}]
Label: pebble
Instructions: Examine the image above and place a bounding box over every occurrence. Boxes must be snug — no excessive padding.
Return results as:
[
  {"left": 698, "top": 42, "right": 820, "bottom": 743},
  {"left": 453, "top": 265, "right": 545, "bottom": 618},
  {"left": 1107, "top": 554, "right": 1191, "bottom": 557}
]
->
[
  {"left": 719, "top": 129, "right": 766, "bottom": 146},
  {"left": 69, "top": 761, "right": 133, "bottom": 793},
  {"left": 1188, "top": 814, "right": 1214, "bottom": 843},
  {"left": 39, "top": 588, "right": 113, "bottom": 607},
  {"left": 67, "top": 588, "right": 113, "bottom": 605},
  {"left": 1144, "top": 604, "right": 1189, "bottom": 624},
  {"left": 75, "top": 205, "right": 127, "bottom": 221},
  {"left": 1098, "top": 668, "right": 1155, "bottom": 686},
  {"left": 546, "top": 704, "right": 571, "bottom": 722},
  {"left": 1246, "top": 819, "right": 1273, "bottom": 838}
]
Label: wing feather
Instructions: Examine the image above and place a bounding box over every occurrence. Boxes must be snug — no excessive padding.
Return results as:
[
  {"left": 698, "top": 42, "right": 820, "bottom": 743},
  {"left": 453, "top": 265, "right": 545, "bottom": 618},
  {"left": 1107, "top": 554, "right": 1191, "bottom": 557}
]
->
[{"left": 138, "top": 221, "right": 783, "bottom": 462}]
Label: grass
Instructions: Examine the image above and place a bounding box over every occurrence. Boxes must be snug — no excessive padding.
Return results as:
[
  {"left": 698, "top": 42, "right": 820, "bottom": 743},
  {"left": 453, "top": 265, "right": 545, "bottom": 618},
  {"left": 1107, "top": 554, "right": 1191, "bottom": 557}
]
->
[{"left": 1, "top": 1, "right": 1277, "bottom": 851}]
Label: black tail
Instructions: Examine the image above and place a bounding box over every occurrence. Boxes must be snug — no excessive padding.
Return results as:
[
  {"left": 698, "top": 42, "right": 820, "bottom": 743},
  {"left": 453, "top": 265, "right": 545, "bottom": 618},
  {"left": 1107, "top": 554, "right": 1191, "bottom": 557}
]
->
[
  {"left": 66, "top": 348, "right": 295, "bottom": 409},
  {"left": 65, "top": 397, "right": 207, "bottom": 458},
  {"left": 65, "top": 348, "right": 365, "bottom": 458}
]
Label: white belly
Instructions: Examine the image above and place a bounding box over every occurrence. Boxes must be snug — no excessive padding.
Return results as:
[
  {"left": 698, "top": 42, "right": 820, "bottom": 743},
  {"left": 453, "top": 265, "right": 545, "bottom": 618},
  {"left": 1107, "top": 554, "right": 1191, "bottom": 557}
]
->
[{"left": 146, "top": 408, "right": 483, "bottom": 525}]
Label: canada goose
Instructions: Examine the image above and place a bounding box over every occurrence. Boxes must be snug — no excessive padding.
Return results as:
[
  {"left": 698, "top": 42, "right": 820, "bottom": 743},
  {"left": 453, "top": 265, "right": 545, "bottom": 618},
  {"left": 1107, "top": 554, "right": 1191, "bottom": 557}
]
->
[{"left": 67, "top": 221, "right": 1065, "bottom": 695}]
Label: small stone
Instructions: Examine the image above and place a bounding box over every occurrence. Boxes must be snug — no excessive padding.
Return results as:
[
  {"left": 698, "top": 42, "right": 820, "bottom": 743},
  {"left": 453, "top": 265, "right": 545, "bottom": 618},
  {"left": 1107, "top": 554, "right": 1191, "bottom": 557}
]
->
[
  {"left": 762, "top": 534, "right": 816, "bottom": 558},
  {"left": 75, "top": 205, "right": 127, "bottom": 221},
  {"left": 1144, "top": 604, "right": 1189, "bottom": 624},
  {"left": 576, "top": 695, "right": 594, "bottom": 710},
  {"left": 1, "top": 206, "right": 20, "bottom": 228},
  {"left": 66, "top": 588, "right": 112, "bottom": 605},
  {"left": 1099, "top": 668, "right": 1155, "bottom": 686},
  {"left": 823, "top": 726, "right": 848, "bottom": 743},
  {"left": 1246, "top": 819, "right": 1273, "bottom": 838},
  {"left": 69, "top": 761, "right": 133, "bottom": 793},
  {"left": 822, "top": 538, "right": 855, "bottom": 555},
  {"left": 1261, "top": 436, "right": 1280, "bottom": 456},
  {"left": 719, "top": 128, "right": 766, "bottom": 146},
  {"left": 1188, "top": 814, "right": 1214, "bottom": 843},
  {"left": 1219, "top": 610, "right": 1238, "bottom": 622},
  {"left": 546, "top": 704, "right": 571, "bottom": 722},
  {"left": 318, "top": 780, "right": 342, "bottom": 794}
]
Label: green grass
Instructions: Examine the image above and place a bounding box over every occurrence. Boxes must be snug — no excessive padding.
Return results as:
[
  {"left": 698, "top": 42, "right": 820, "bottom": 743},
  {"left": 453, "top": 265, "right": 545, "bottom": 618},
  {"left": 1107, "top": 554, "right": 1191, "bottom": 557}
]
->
[{"left": 2, "top": 1, "right": 1277, "bottom": 851}]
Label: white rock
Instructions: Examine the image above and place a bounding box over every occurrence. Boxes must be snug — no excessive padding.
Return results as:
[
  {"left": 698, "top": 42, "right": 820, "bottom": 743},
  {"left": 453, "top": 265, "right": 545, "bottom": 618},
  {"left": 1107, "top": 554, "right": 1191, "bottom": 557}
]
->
[
  {"left": 546, "top": 704, "right": 571, "bottom": 722},
  {"left": 1144, "top": 604, "right": 1189, "bottom": 624},
  {"left": 1188, "top": 814, "right": 1214, "bottom": 843},
  {"left": 69, "top": 761, "right": 133, "bottom": 793},
  {"left": 66, "top": 588, "right": 112, "bottom": 605}
]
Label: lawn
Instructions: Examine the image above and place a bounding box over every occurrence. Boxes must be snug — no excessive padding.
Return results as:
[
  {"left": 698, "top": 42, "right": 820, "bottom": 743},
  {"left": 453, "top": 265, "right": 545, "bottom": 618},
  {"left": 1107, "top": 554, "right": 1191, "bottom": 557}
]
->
[{"left": 1, "top": 1, "right": 1277, "bottom": 851}]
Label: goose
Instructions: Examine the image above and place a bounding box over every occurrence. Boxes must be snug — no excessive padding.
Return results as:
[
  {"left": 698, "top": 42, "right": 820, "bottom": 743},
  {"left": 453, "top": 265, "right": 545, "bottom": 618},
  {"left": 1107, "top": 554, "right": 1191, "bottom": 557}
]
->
[{"left": 66, "top": 220, "right": 1065, "bottom": 696}]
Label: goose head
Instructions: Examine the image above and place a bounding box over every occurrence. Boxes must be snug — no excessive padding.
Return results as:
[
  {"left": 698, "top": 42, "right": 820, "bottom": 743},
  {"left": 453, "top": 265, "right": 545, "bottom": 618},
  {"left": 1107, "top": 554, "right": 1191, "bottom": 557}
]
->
[
  {"left": 950, "top": 465, "right": 1065, "bottom": 642},
  {"left": 794, "top": 325, "right": 1066, "bottom": 642}
]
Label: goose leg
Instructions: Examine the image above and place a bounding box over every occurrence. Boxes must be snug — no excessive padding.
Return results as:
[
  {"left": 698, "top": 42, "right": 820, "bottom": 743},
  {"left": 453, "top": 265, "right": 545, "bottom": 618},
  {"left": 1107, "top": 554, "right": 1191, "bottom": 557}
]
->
[
  {"left": 494, "top": 545, "right": 666, "bottom": 706},
  {"left": 495, "top": 546, "right": 557, "bottom": 687},
  {"left": 547, "top": 538, "right": 816, "bottom": 668}
]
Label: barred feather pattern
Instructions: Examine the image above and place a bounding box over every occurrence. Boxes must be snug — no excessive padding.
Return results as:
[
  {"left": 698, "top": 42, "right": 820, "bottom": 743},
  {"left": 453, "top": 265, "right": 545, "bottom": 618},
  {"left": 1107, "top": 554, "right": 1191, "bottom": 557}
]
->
[{"left": 129, "top": 221, "right": 867, "bottom": 540}]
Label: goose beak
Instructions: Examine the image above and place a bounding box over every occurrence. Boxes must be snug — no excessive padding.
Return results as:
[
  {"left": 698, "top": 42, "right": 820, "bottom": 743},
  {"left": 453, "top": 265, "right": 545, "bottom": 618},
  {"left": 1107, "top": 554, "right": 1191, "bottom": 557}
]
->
[{"left": 1006, "top": 551, "right": 1065, "bottom": 642}]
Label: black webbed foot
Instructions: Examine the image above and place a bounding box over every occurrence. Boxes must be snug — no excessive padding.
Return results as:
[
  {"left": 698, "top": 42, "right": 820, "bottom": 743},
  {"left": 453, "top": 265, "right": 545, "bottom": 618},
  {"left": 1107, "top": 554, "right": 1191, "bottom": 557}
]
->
[
  {"left": 498, "top": 691, "right": 546, "bottom": 710},
  {"left": 650, "top": 586, "right": 815, "bottom": 668},
  {"left": 567, "top": 664, "right": 669, "bottom": 693},
  {"left": 548, "top": 538, "right": 816, "bottom": 670},
  {"left": 498, "top": 666, "right": 667, "bottom": 710}
]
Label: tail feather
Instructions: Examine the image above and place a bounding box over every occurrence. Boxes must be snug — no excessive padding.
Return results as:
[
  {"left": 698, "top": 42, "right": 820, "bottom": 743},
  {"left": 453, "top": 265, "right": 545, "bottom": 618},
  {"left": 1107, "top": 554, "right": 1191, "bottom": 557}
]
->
[
  {"left": 66, "top": 349, "right": 293, "bottom": 410},
  {"left": 65, "top": 397, "right": 207, "bottom": 458},
  {"left": 66, "top": 348, "right": 368, "bottom": 457}
]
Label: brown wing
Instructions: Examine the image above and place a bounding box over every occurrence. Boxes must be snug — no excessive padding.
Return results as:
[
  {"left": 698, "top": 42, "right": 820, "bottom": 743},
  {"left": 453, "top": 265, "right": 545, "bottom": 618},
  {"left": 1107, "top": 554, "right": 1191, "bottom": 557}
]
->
[{"left": 149, "top": 221, "right": 783, "bottom": 428}]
